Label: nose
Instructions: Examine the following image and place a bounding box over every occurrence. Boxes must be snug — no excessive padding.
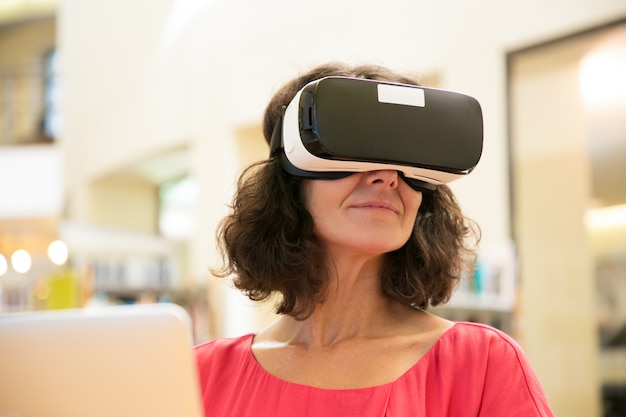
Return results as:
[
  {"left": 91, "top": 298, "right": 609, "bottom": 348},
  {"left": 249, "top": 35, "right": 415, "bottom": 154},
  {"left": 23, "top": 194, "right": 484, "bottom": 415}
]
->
[{"left": 364, "top": 170, "right": 399, "bottom": 189}]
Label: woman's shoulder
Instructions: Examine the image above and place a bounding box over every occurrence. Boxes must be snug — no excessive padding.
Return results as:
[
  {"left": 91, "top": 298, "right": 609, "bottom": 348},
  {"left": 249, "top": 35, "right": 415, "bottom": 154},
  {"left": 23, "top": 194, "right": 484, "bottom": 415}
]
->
[
  {"left": 194, "top": 333, "right": 254, "bottom": 368},
  {"left": 428, "top": 321, "right": 532, "bottom": 371},
  {"left": 409, "top": 321, "right": 554, "bottom": 416},
  {"left": 432, "top": 321, "right": 546, "bottom": 393},
  {"left": 431, "top": 322, "right": 554, "bottom": 416},
  {"left": 442, "top": 321, "right": 523, "bottom": 351}
]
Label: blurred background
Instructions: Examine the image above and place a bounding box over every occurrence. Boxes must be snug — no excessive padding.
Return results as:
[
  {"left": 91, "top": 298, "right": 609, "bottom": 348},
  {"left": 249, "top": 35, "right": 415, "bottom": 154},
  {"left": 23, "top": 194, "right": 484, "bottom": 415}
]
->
[{"left": 1, "top": 0, "right": 625, "bottom": 415}]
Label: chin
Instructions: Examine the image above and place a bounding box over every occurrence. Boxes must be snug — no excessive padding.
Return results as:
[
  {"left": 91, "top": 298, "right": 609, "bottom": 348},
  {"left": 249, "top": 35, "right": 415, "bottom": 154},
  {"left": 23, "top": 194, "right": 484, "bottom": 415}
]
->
[{"left": 357, "top": 241, "right": 407, "bottom": 255}]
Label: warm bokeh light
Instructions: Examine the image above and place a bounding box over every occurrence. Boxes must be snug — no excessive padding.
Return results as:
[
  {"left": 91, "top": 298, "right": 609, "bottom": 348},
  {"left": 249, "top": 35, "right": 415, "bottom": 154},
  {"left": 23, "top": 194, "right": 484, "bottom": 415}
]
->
[
  {"left": 579, "top": 48, "right": 626, "bottom": 108},
  {"left": 11, "top": 249, "right": 32, "bottom": 274},
  {"left": 47, "top": 240, "right": 68, "bottom": 266},
  {"left": 0, "top": 254, "right": 7, "bottom": 276},
  {"left": 586, "top": 204, "right": 626, "bottom": 230}
]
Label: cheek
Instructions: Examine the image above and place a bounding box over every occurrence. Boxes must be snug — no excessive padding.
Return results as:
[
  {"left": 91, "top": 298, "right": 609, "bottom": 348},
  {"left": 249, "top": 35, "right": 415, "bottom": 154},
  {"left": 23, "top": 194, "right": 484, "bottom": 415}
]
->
[
  {"left": 300, "top": 183, "right": 336, "bottom": 237},
  {"left": 403, "top": 188, "right": 423, "bottom": 217},
  {"left": 400, "top": 192, "right": 423, "bottom": 235},
  {"left": 300, "top": 181, "right": 322, "bottom": 219},
  {"left": 300, "top": 180, "right": 328, "bottom": 222}
]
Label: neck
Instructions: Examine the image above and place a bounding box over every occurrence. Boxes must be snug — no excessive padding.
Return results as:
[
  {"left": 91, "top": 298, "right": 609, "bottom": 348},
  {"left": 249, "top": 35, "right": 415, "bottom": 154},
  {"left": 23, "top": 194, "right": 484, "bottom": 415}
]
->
[{"left": 277, "top": 253, "right": 403, "bottom": 348}]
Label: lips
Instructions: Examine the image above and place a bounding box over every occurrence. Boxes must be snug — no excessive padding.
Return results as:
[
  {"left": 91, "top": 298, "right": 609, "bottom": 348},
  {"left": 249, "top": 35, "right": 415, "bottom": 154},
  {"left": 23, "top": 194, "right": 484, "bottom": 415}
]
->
[{"left": 351, "top": 200, "right": 400, "bottom": 214}]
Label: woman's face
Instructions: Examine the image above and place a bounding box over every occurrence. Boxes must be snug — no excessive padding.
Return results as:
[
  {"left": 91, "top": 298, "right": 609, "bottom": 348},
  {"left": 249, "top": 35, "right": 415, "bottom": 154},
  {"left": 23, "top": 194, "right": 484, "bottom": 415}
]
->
[{"left": 301, "top": 170, "right": 423, "bottom": 257}]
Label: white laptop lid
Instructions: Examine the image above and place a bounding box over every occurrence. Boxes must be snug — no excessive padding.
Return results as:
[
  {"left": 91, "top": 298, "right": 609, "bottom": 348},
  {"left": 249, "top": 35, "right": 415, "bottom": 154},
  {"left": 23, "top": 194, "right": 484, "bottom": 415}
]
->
[{"left": 0, "top": 303, "right": 204, "bottom": 417}]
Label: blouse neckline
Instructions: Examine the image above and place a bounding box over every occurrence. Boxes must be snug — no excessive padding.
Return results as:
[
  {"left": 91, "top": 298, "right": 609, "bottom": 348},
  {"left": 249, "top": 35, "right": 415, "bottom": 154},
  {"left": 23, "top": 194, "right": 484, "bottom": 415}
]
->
[{"left": 245, "top": 321, "right": 461, "bottom": 392}]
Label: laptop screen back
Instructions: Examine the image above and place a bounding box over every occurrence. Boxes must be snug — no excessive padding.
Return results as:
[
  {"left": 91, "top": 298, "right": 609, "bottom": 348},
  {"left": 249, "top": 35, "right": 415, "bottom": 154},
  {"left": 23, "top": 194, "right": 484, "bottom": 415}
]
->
[{"left": 0, "top": 303, "right": 204, "bottom": 417}]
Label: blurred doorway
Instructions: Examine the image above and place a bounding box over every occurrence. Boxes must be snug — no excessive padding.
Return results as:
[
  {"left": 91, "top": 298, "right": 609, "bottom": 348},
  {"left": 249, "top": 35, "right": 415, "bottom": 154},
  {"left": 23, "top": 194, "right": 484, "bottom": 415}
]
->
[{"left": 508, "top": 18, "right": 626, "bottom": 417}]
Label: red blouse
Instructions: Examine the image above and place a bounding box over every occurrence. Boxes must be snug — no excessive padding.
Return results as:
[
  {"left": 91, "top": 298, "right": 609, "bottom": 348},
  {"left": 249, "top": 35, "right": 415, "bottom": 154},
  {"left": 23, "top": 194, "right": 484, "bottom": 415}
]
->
[{"left": 194, "top": 322, "right": 554, "bottom": 416}]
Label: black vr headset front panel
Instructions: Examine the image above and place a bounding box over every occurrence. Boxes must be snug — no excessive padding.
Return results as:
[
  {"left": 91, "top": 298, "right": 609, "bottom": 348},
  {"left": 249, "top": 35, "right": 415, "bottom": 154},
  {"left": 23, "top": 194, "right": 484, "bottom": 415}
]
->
[{"left": 273, "top": 76, "right": 484, "bottom": 187}]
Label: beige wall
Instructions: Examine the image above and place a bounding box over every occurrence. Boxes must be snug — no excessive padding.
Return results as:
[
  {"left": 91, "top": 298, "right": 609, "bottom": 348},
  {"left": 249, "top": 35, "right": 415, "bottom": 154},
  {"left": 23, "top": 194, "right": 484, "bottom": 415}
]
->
[{"left": 88, "top": 173, "right": 158, "bottom": 234}]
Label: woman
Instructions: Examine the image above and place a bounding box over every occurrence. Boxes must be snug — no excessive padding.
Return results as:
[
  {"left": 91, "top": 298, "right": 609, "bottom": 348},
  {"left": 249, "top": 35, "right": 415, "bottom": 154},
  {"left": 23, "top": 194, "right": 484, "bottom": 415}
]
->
[{"left": 194, "top": 63, "right": 554, "bottom": 416}]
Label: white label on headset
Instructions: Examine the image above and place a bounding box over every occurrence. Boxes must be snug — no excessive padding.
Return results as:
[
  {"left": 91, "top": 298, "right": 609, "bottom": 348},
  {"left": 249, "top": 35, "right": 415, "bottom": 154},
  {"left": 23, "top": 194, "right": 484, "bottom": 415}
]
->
[{"left": 377, "top": 84, "right": 425, "bottom": 107}]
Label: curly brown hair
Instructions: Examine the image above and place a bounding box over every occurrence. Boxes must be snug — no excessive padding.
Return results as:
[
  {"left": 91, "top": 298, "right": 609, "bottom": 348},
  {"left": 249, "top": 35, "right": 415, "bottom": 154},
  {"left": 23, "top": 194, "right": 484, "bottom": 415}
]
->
[{"left": 213, "top": 62, "right": 480, "bottom": 319}]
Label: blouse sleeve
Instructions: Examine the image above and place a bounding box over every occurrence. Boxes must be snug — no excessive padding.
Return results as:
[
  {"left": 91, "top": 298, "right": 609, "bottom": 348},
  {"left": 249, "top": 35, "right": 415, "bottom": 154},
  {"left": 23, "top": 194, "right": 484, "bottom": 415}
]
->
[{"left": 471, "top": 324, "right": 555, "bottom": 417}]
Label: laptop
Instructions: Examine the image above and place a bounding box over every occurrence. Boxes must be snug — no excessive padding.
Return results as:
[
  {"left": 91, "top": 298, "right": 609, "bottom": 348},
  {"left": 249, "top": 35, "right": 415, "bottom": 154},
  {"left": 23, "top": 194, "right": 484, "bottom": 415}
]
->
[{"left": 0, "top": 303, "right": 204, "bottom": 417}]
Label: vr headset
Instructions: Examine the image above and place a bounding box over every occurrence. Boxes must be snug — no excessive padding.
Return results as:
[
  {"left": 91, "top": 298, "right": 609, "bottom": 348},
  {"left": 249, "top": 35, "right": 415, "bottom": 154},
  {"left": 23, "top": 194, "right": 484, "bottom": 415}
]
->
[{"left": 269, "top": 76, "right": 483, "bottom": 191}]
